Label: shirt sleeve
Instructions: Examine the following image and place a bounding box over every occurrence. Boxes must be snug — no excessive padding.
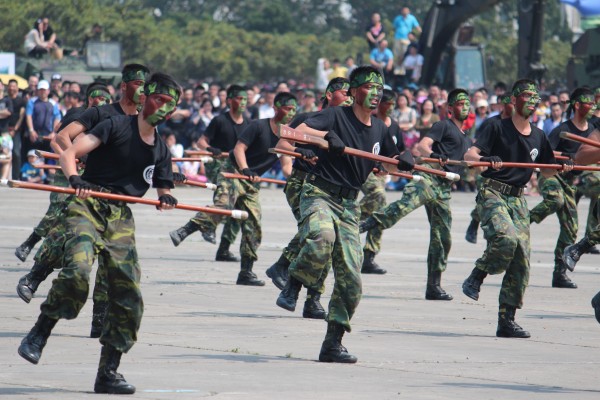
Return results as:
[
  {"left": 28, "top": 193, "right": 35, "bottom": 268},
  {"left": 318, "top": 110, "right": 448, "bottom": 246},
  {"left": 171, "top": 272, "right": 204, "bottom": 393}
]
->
[
  {"left": 53, "top": 103, "right": 61, "bottom": 123},
  {"left": 237, "top": 121, "right": 259, "bottom": 147},
  {"left": 304, "top": 107, "right": 335, "bottom": 131},
  {"left": 381, "top": 126, "right": 400, "bottom": 158},
  {"left": 202, "top": 116, "right": 219, "bottom": 141},
  {"left": 474, "top": 121, "right": 499, "bottom": 156},
  {"left": 425, "top": 120, "right": 446, "bottom": 143},
  {"left": 76, "top": 107, "right": 100, "bottom": 131},
  {"left": 25, "top": 99, "right": 34, "bottom": 116},
  {"left": 86, "top": 118, "right": 114, "bottom": 144}
]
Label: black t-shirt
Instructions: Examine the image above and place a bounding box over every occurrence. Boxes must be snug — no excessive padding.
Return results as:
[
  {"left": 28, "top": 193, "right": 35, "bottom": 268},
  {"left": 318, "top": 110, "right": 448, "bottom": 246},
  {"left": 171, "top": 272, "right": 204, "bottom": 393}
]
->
[
  {"left": 387, "top": 119, "right": 406, "bottom": 153},
  {"left": 77, "top": 102, "right": 125, "bottom": 131},
  {"left": 549, "top": 120, "right": 595, "bottom": 155},
  {"left": 590, "top": 116, "right": 600, "bottom": 130},
  {"left": 82, "top": 115, "right": 173, "bottom": 197},
  {"left": 0, "top": 95, "right": 14, "bottom": 132},
  {"left": 476, "top": 118, "right": 555, "bottom": 187},
  {"left": 426, "top": 119, "right": 471, "bottom": 174},
  {"left": 230, "top": 118, "right": 279, "bottom": 176},
  {"left": 475, "top": 114, "right": 502, "bottom": 141},
  {"left": 202, "top": 112, "right": 249, "bottom": 152},
  {"left": 304, "top": 106, "right": 399, "bottom": 190},
  {"left": 289, "top": 110, "right": 321, "bottom": 173},
  {"left": 58, "top": 106, "right": 86, "bottom": 133},
  {"left": 8, "top": 95, "right": 26, "bottom": 128}
]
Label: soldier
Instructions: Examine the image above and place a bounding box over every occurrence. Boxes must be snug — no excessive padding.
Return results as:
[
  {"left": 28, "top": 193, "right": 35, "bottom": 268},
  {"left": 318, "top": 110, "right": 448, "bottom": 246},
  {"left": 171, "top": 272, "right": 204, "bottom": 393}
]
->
[
  {"left": 268, "top": 77, "right": 352, "bottom": 319},
  {"left": 360, "top": 88, "right": 406, "bottom": 274},
  {"left": 465, "top": 93, "right": 514, "bottom": 244},
  {"left": 275, "top": 65, "right": 414, "bottom": 363},
  {"left": 196, "top": 85, "right": 250, "bottom": 262},
  {"left": 462, "top": 79, "right": 571, "bottom": 338},
  {"left": 169, "top": 92, "right": 295, "bottom": 286},
  {"left": 359, "top": 88, "right": 472, "bottom": 300},
  {"left": 16, "top": 64, "right": 150, "bottom": 338},
  {"left": 529, "top": 87, "right": 597, "bottom": 289},
  {"left": 17, "top": 72, "right": 181, "bottom": 394}
]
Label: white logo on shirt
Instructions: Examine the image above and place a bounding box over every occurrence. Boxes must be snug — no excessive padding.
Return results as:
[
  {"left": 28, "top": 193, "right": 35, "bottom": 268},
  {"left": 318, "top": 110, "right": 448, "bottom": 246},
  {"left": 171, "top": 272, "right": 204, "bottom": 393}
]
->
[
  {"left": 392, "top": 136, "right": 398, "bottom": 145},
  {"left": 530, "top": 149, "right": 539, "bottom": 161},
  {"left": 372, "top": 142, "right": 381, "bottom": 155},
  {"left": 143, "top": 165, "right": 155, "bottom": 184}
]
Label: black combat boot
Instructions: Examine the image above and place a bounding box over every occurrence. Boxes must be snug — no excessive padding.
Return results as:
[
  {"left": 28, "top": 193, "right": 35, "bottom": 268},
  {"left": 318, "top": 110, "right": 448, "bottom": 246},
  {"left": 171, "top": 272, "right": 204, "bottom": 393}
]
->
[
  {"left": 462, "top": 267, "right": 488, "bottom": 301},
  {"left": 425, "top": 270, "right": 453, "bottom": 300},
  {"left": 215, "top": 240, "right": 239, "bottom": 262},
  {"left": 318, "top": 322, "right": 357, "bottom": 363},
  {"left": 496, "top": 304, "right": 530, "bottom": 338},
  {"left": 94, "top": 344, "right": 136, "bottom": 394},
  {"left": 359, "top": 217, "right": 379, "bottom": 234},
  {"left": 16, "top": 263, "right": 54, "bottom": 303},
  {"left": 552, "top": 263, "right": 577, "bottom": 289},
  {"left": 18, "top": 313, "right": 58, "bottom": 364},
  {"left": 591, "top": 291, "right": 600, "bottom": 324},
  {"left": 361, "top": 250, "right": 387, "bottom": 274},
  {"left": 90, "top": 301, "right": 108, "bottom": 338},
  {"left": 265, "top": 254, "right": 290, "bottom": 290},
  {"left": 276, "top": 276, "right": 302, "bottom": 311},
  {"left": 563, "top": 237, "right": 593, "bottom": 271},
  {"left": 303, "top": 288, "right": 326, "bottom": 319},
  {"left": 465, "top": 219, "right": 479, "bottom": 244},
  {"left": 169, "top": 221, "right": 200, "bottom": 246},
  {"left": 15, "top": 232, "right": 42, "bottom": 262},
  {"left": 236, "top": 257, "right": 265, "bottom": 286}
]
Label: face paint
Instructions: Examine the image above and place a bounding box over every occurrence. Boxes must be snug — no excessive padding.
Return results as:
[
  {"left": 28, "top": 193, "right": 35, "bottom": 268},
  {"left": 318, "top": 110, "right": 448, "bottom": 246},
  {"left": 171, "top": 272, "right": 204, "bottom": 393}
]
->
[
  {"left": 273, "top": 98, "right": 297, "bottom": 125},
  {"left": 379, "top": 100, "right": 395, "bottom": 117},
  {"left": 88, "top": 89, "right": 110, "bottom": 107},
  {"left": 329, "top": 89, "right": 351, "bottom": 107},
  {"left": 229, "top": 92, "right": 248, "bottom": 115},
  {"left": 451, "top": 100, "right": 470, "bottom": 121},
  {"left": 125, "top": 80, "right": 146, "bottom": 105},
  {"left": 350, "top": 71, "right": 384, "bottom": 89},
  {"left": 515, "top": 91, "right": 540, "bottom": 118},
  {"left": 143, "top": 94, "right": 177, "bottom": 126},
  {"left": 355, "top": 83, "right": 383, "bottom": 110}
]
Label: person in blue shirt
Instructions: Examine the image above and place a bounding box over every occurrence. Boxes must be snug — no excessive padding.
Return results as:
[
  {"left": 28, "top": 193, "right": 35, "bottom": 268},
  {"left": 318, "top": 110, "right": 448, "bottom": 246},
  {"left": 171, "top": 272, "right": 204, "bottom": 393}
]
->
[
  {"left": 392, "top": 6, "right": 421, "bottom": 75},
  {"left": 369, "top": 39, "right": 394, "bottom": 84},
  {"left": 20, "top": 150, "right": 44, "bottom": 183}
]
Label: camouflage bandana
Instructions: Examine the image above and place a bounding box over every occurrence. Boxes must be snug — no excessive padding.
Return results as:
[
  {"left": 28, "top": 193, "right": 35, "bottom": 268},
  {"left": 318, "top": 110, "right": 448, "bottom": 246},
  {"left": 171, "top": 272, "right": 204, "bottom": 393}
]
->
[
  {"left": 326, "top": 82, "right": 350, "bottom": 93},
  {"left": 349, "top": 71, "right": 383, "bottom": 88},
  {"left": 571, "top": 95, "right": 595, "bottom": 105},
  {"left": 512, "top": 82, "right": 538, "bottom": 97},
  {"left": 500, "top": 94, "right": 512, "bottom": 104},
  {"left": 145, "top": 81, "right": 180, "bottom": 103},
  {"left": 274, "top": 98, "right": 297, "bottom": 108},
  {"left": 448, "top": 92, "right": 470, "bottom": 106},
  {"left": 595, "top": 88, "right": 600, "bottom": 95},
  {"left": 89, "top": 89, "right": 110, "bottom": 99},
  {"left": 227, "top": 89, "right": 247, "bottom": 99},
  {"left": 122, "top": 69, "right": 149, "bottom": 83}
]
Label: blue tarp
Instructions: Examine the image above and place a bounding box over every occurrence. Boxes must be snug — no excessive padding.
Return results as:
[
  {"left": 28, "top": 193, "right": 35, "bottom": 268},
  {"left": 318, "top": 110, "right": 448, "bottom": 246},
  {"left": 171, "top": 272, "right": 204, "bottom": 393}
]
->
[{"left": 560, "top": 0, "right": 600, "bottom": 16}]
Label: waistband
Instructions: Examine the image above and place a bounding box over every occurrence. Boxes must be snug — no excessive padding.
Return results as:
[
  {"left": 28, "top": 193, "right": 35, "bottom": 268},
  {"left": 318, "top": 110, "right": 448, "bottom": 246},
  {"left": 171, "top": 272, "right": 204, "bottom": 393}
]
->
[
  {"left": 483, "top": 178, "right": 525, "bottom": 197},
  {"left": 291, "top": 168, "right": 308, "bottom": 180},
  {"left": 306, "top": 174, "right": 358, "bottom": 200}
]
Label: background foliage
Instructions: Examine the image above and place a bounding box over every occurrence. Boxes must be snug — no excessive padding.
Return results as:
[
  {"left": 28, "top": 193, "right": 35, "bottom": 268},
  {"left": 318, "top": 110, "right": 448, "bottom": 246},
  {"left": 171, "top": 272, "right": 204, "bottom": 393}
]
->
[{"left": 0, "top": 0, "right": 575, "bottom": 89}]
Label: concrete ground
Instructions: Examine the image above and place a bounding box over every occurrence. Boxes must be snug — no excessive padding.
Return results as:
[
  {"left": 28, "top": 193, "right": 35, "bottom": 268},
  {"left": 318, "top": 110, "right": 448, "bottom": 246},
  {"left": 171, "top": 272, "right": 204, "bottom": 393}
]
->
[{"left": 1, "top": 184, "right": 600, "bottom": 399}]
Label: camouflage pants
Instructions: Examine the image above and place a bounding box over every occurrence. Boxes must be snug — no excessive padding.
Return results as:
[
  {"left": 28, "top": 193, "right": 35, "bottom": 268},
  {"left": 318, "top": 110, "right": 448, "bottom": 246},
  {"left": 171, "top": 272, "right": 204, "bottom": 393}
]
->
[
  {"left": 33, "top": 170, "right": 70, "bottom": 238},
  {"left": 41, "top": 196, "right": 142, "bottom": 353},
  {"left": 281, "top": 169, "right": 329, "bottom": 293},
  {"left": 205, "top": 158, "right": 241, "bottom": 246},
  {"left": 370, "top": 173, "right": 453, "bottom": 273},
  {"left": 191, "top": 159, "right": 262, "bottom": 260},
  {"left": 360, "top": 173, "right": 387, "bottom": 254},
  {"left": 33, "top": 196, "right": 109, "bottom": 306},
  {"left": 289, "top": 182, "right": 362, "bottom": 332},
  {"left": 529, "top": 174, "right": 577, "bottom": 270},
  {"left": 577, "top": 171, "right": 600, "bottom": 239},
  {"left": 475, "top": 186, "right": 530, "bottom": 308},
  {"left": 469, "top": 174, "right": 485, "bottom": 223}
]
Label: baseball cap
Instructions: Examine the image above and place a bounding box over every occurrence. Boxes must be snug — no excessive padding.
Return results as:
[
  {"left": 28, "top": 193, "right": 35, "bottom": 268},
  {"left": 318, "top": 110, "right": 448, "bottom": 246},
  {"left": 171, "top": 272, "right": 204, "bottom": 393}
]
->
[
  {"left": 27, "top": 149, "right": 38, "bottom": 157},
  {"left": 51, "top": 73, "right": 62, "bottom": 81},
  {"left": 37, "top": 80, "right": 50, "bottom": 90},
  {"left": 488, "top": 95, "right": 498, "bottom": 105},
  {"left": 476, "top": 99, "right": 489, "bottom": 108},
  {"left": 304, "top": 90, "right": 315, "bottom": 98}
]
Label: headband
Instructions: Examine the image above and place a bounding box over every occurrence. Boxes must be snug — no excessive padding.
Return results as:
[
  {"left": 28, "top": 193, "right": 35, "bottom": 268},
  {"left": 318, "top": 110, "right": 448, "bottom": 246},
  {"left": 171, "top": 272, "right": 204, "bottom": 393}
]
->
[
  {"left": 89, "top": 89, "right": 110, "bottom": 99},
  {"left": 274, "top": 98, "right": 297, "bottom": 108},
  {"left": 512, "top": 82, "right": 538, "bottom": 97},
  {"left": 227, "top": 89, "right": 247, "bottom": 99},
  {"left": 500, "top": 94, "right": 512, "bottom": 104},
  {"left": 145, "top": 81, "right": 180, "bottom": 103},
  {"left": 571, "top": 94, "right": 595, "bottom": 105},
  {"left": 122, "top": 69, "right": 149, "bottom": 83},
  {"left": 448, "top": 92, "right": 469, "bottom": 106},
  {"left": 349, "top": 71, "right": 383, "bottom": 88},
  {"left": 326, "top": 81, "right": 350, "bottom": 93}
]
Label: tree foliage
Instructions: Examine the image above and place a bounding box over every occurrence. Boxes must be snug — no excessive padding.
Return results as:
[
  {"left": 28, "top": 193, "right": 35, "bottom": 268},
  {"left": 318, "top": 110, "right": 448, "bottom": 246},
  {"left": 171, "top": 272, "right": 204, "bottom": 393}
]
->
[{"left": 0, "top": 0, "right": 576, "bottom": 89}]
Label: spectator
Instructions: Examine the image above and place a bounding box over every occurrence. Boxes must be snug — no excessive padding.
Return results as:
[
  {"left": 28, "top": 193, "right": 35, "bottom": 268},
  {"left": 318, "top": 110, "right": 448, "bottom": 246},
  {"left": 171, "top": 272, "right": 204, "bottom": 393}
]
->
[
  {"left": 316, "top": 58, "right": 332, "bottom": 92},
  {"left": 487, "top": 95, "right": 502, "bottom": 118},
  {"left": 82, "top": 23, "right": 106, "bottom": 54},
  {"left": 543, "top": 102, "right": 563, "bottom": 136},
  {"left": 414, "top": 98, "right": 439, "bottom": 139},
  {"left": 20, "top": 149, "right": 44, "bottom": 183},
  {"left": 7, "top": 79, "right": 26, "bottom": 179},
  {"left": 245, "top": 87, "right": 260, "bottom": 120},
  {"left": 165, "top": 90, "right": 193, "bottom": 148},
  {"left": 401, "top": 44, "right": 423, "bottom": 86},
  {"left": 24, "top": 19, "right": 49, "bottom": 58},
  {"left": 258, "top": 91, "right": 275, "bottom": 119},
  {"left": 24, "top": 80, "right": 61, "bottom": 154},
  {"left": 208, "top": 83, "right": 221, "bottom": 110},
  {"left": 164, "top": 130, "right": 184, "bottom": 173},
  {"left": 50, "top": 74, "right": 63, "bottom": 98},
  {"left": 192, "top": 85, "right": 205, "bottom": 110},
  {"left": 392, "top": 93, "right": 419, "bottom": 151},
  {"left": 215, "top": 88, "right": 228, "bottom": 115},
  {"left": 0, "top": 128, "right": 12, "bottom": 179},
  {"left": 0, "top": 81, "right": 14, "bottom": 135},
  {"left": 392, "top": 6, "right": 421, "bottom": 75},
  {"left": 345, "top": 56, "right": 357, "bottom": 78},
  {"left": 328, "top": 59, "right": 348, "bottom": 80},
  {"left": 276, "top": 82, "right": 290, "bottom": 93},
  {"left": 41, "top": 17, "right": 63, "bottom": 59},
  {"left": 369, "top": 39, "right": 394, "bottom": 83},
  {"left": 69, "top": 81, "right": 81, "bottom": 94},
  {"left": 366, "top": 13, "right": 386, "bottom": 50},
  {"left": 558, "top": 90, "right": 570, "bottom": 119},
  {"left": 493, "top": 81, "right": 507, "bottom": 96},
  {"left": 299, "top": 90, "right": 318, "bottom": 114},
  {"left": 195, "top": 98, "right": 215, "bottom": 129},
  {"left": 474, "top": 99, "right": 489, "bottom": 130},
  {"left": 27, "top": 75, "right": 39, "bottom": 93}
]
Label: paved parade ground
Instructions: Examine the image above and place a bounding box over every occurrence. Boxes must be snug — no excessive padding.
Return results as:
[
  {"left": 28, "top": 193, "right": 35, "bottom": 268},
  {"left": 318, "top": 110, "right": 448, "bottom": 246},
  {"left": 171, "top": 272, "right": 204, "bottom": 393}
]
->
[{"left": 1, "top": 185, "right": 600, "bottom": 399}]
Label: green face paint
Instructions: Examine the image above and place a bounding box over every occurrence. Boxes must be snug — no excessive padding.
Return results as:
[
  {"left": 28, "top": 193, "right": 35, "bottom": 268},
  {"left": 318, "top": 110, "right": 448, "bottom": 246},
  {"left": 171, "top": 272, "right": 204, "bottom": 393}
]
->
[
  {"left": 515, "top": 91, "right": 539, "bottom": 118},
  {"left": 362, "top": 83, "right": 383, "bottom": 109},
  {"left": 143, "top": 95, "right": 177, "bottom": 126},
  {"left": 280, "top": 106, "right": 296, "bottom": 125}
]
